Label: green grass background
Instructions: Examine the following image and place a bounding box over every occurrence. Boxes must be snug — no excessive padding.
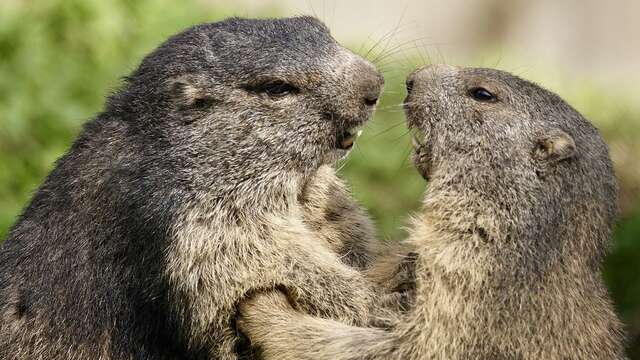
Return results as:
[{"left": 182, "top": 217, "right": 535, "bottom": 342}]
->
[{"left": 0, "top": 0, "right": 638, "bottom": 357}]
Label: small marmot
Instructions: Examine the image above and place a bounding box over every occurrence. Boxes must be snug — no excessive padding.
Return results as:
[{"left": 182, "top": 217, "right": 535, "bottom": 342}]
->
[{"left": 238, "top": 65, "right": 628, "bottom": 360}]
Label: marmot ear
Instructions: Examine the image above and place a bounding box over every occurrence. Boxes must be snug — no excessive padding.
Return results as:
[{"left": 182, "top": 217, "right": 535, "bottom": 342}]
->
[
  {"left": 168, "top": 75, "right": 216, "bottom": 111},
  {"left": 533, "top": 129, "right": 576, "bottom": 163}
]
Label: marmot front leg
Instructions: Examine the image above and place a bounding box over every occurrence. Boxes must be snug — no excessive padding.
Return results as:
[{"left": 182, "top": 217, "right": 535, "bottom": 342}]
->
[
  {"left": 238, "top": 291, "right": 395, "bottom": 360},
  {"left": 236, "top": 241, "right": 418, "bottom": 359},
  {"left": 366, "top": 245, "right": 418, "bottom": 315},
  {"left": 269, "top": 228, "right": 378, "bottom": 326},
  {"left": 300, "top": 166, "right": 417, "bottom": 319},
  {"left": 169, "top": 214, "right": 381, "bottom": 358},
  {"left": 300, "top": 165, "right": 378, "bottom": 270}
]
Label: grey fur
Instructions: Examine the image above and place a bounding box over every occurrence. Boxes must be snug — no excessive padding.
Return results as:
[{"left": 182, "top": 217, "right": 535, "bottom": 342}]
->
[
  {"left": 238, "top": 65, "right": 628, "bottom": 360},
  {"left": 0, "top": 16, "right": 385, "bottom": 360}
]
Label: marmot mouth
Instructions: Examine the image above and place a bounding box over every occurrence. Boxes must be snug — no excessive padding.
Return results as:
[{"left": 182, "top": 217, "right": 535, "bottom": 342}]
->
[
  {"left": 410, "top": 126, "right": 432, "bottom": 180},
  {"left": 336, "top": 125, "right": 364, "bottom": 150}
]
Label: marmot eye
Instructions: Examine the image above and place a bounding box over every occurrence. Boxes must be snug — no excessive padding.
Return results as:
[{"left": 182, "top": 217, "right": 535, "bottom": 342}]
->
[
  {"left": 257, "top": 81, "right": 298, "bottom": 97},
  {"left": 469, "top": 87, "right": 497, "bottom": 102}
]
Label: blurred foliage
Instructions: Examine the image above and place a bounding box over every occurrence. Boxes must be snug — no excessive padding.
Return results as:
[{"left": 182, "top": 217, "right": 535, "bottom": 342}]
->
[{"left": 0, "top": 0, "right": 638, "bottom": 357}]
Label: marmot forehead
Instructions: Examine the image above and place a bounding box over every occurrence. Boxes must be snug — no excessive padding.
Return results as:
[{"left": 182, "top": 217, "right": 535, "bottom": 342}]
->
[
  {"left": 213, "top": 16, "right": 332, "bottom": 39},
  {"left": 407, "top": 65, "right": 585, "bottom": 128},
  {"left": 198, "top": 16, "right": 336, "bottom": 54},
  {"left": 125, "top": 16, "right": 344, "bottom": 91},
  {"left": 409, "top": 65, "right": 553, "bottom": 99}
]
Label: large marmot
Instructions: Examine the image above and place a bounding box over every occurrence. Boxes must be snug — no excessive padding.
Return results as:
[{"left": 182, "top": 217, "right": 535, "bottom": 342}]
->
[{"left": 0, "top": 17, "right": 386, "bottom": 360}]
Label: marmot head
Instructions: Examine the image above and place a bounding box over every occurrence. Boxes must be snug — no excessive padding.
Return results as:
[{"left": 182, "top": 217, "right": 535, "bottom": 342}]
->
[
  {"left": 405, "top": 65, "right": 617, "bottom": 278},
  {"left": 106, "top": 16, "right": 382, "bottom": 194}
]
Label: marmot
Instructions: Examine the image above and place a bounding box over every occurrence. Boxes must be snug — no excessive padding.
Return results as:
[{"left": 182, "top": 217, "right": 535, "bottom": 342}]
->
[
  {"left": 0, "top": 17, "right": 386, "bottom": 360},
  {"left": 238, "top": 65, "right": 628, "bottom": 360}
]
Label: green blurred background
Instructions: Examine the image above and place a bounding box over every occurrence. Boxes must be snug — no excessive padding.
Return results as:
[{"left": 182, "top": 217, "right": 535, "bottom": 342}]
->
[{"left": 0, "top": 0, "right": 638, "bottom": 357}]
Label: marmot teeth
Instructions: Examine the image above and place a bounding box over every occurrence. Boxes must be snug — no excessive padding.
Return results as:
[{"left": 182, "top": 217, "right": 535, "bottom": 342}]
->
[{"left": 339, "top": 127, "right": 363, "bottom": 149}]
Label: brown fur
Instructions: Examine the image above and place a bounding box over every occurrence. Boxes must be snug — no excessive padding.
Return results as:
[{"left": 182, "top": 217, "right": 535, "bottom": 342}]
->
[{"left": 238, "top": 65, "right": 628, "bottom": 360}]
